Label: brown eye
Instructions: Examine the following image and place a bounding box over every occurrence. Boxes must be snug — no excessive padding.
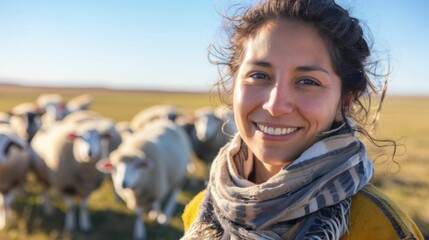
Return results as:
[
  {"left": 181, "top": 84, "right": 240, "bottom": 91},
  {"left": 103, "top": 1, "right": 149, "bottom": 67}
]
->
[
  {"left": 249, "top": 72, "right": 269, "bottom": 80},
  {"left": 297, "top": 78, "right": 319, "bottom": 86}
]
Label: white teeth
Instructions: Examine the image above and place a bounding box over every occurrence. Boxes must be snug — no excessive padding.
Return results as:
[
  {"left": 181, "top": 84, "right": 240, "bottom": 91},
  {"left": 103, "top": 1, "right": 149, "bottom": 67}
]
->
[{"left": 257, "top": 124, "right": 297, "bottom": 136}]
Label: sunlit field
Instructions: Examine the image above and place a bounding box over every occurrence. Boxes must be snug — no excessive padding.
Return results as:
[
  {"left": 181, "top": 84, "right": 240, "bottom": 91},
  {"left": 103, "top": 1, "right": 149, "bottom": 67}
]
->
[{"left": 1, "top": 84, "right": 428, "bottom": 239}]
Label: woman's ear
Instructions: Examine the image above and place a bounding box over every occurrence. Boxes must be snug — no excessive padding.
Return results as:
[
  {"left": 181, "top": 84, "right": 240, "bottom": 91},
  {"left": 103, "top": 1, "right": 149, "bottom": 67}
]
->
[
  {"left": 336, "top": 94, "right": 354, "bottom": 122},
  {"left": 343, "top": 94, "right": 354, "bottom": 111}
]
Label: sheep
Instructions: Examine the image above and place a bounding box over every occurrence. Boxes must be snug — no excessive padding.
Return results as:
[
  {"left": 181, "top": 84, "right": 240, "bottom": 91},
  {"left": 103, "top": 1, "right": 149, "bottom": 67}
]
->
[
  {"left": 64, "top": 94, "right": 93, "bottom": 115},
  {"left": 97, "top": 120, "right": 191, "bottom": 240},
  {"left": 0, "top": 125, "right": 31, "bottom": 230},
  {"left": 61, "top": 110, "right": 103, "bottom": 124},
  {"left": 115, "top": 121, "right": 133, "bottom": 141},
  {"left": 30, "top": 118, "right": 122, "bottom": 232},
  {"left": 181, "top": 106, "right": 237, "bottom": 179},
  {"left": 9, "top": 102, "right": 43, "bottom": 142},
  {"left": 36, "top": 93, "right": 66, "bottom": 128},
  {"left": 214, "top": 105, "right": 237, "bottom": 135},
  {"left": 187, "top": 106, "right": 236, "bottom": 162},
  {"left": 0, "top": 112, "right": 10, "bottom": 125},
  {"left": 35, "top": 93, "right": 94, "bottom": 128},
  {"left": 129, "top": 104, "right": 180, "bottom": 132}
]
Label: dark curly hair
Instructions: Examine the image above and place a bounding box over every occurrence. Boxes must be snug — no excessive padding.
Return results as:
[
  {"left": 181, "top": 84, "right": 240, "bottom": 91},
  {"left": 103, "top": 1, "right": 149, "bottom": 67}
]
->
[{"left": 209, "top": 0, "right": 397, "bottom": 158}]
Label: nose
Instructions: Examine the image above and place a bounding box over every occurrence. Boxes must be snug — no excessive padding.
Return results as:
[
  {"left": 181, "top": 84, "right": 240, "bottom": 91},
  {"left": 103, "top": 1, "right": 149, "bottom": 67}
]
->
[
  {"left": 122, "top": 181, "right": 129, "bottom": 189},
  {"left": 262, "top": 84, "right": 294, "bottom": 116}
]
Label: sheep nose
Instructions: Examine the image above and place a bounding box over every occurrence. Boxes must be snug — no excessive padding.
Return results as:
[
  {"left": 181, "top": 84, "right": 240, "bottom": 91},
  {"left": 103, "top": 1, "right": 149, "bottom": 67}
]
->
[{"left": 122, "top": 181, "right": 129, "bottom": 189}]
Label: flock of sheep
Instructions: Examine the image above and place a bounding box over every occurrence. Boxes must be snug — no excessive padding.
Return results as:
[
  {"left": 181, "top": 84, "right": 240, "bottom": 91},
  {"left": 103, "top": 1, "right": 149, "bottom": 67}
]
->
[{"left": 0, "top": 93, "right": 236, "bottom": 240}]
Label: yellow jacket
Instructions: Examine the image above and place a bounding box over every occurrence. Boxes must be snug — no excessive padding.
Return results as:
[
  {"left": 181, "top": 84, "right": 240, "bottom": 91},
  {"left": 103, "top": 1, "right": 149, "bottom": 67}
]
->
[{"left": 182, "top": 184, "right": 423, "bottom": 239}]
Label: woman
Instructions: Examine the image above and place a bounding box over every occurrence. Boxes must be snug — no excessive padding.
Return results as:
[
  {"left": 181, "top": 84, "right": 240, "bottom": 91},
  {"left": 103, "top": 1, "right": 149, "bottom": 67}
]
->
[{"left": 182, "top": 0, "right": 423, "bottom": 239}]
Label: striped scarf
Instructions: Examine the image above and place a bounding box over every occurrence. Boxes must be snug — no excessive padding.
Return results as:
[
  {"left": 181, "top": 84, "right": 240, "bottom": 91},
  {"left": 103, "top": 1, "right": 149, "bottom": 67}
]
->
[{"left": 183, "top": 128, "right": 373, "bottom": 240}]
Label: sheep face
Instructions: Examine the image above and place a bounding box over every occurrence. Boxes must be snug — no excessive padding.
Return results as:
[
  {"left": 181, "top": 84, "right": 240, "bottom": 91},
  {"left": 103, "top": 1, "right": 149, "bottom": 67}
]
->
[
  {"left": 112, "top": 154, "right": 153, "bottom": 191},
  {"left": 0, "top": 134, "right": 24, "bottom": 165},
  {"left": 68, "top": 130, "right": 106, "bottom": 163},
  {"left": 0, "top": 134, "right": 10, "bottom": 164},
  {"left": 194, "top": 113, "right": 223, "bottom": 142},
  {"left": 44, "top": 102, "right": 66, "bottom": 122},
  {"left": 10, "top": 112, "right": 42, "bottom": 142}
]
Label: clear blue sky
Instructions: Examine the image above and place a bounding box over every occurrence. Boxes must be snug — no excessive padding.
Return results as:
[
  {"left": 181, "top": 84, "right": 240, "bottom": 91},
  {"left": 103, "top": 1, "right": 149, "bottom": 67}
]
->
[{"left": 1, "top": 0, "right": 428, "bottom": 95}]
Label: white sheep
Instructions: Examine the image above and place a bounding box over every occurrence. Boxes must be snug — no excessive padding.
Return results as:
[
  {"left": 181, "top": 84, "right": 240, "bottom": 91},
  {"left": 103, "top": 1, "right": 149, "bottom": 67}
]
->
[
  {"left": 36, "top": 93, "right": 66, "bottom": 127},
  {"left": 30, "top": 118, "right": 121, "bottom": 232},
  {"left": 9, "top": 102, "right": 43, "bottom": 142},
  {"left": 115, "top": 121, "right": 133, "bottom": 141},
  {"left": 64, "top": 94, "right": 93, "bottom": 115},
  {"left": 97, "top": 120, "right": 191, "bottom": 240},
  {"left": 61, "top": 110, "right": 103, "bottom": 124},
  {"left": 129, "top": 104, "right": 180, "bottom": 132},
  {"left": 214, "top": 105, "right": 237, "bottom": 135},
  {"left": 0, "top": 125, "right": 31, "bottom": 230},
  {"left": 180, "top": 106, "right": 236, "bottom": 179},
  {"left": 0, "top": 112, "right": 10, "bottom": 125},
  {"left": 187, "top": 106, "right": 236, "bottom": 163},
  {"left": 35, "top": 93, "right": 94, "bottom": 128}
]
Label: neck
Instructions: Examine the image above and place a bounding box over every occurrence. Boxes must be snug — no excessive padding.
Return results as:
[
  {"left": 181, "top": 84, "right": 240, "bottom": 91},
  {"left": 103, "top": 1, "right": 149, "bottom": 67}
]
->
[{"left": 249, "top": 158, "right": 290, "bottom": 184}]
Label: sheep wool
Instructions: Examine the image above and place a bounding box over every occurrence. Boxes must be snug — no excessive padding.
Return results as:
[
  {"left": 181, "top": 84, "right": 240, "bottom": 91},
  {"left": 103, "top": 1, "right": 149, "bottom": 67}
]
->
[
  {"left": 30, "top": 118, "right": 122, "bottom": 232},
  {"left": 105, "top": 119, "right": 191, "bottom": 240},
  {"left": 0, "top": 125, "right": 31, "bottom": 230}
]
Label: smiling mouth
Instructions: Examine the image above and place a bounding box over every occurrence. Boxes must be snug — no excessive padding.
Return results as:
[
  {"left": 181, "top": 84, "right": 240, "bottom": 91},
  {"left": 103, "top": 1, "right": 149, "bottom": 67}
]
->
[{"left": 256, "top": 123, "right": 298, "bottom": 136}]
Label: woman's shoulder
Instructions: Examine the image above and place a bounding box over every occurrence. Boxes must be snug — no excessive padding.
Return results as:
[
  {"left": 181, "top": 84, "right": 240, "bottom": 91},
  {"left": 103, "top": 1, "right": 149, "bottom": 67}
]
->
[
  {"left": 182, "top": 189, "right": 207, "bottom": 233},
  {"left": 181, "top": 185, "right": 423, "bottom": 239},
  {"left": 344, "top": 183, "right": 423, "bottom": 240}
]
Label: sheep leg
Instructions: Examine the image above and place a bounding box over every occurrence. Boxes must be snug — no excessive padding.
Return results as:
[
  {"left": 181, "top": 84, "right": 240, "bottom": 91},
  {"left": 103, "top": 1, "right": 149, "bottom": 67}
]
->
[
  {"left": 0, "top": 193, "right": 14, "bottom": 230},
  {"left": 64, "top": 196, "right": 76, "bottom": 231},
  {"left": 0, "top": 195, "right": 5, "bottom": 230},
  {"left": 158, "top": 187, "right": 180, "bottom": 225},
  {"left": 206, "top": 162, "right": 213, "bottom": 181},
  {"left": 186, "top": 161, "right": 199, "bottom": 187},
  {"left": 133, "top": 207, "right": 146, "bottom": 240},
  {"left": 42, "top": 189, "right": 54, "bottom": 215},
  {"left": 79, "top": 197, "right": 92, "bottom": 232},
  {"left": 148, "top": 201, "right": 161, "bottom": 221}
]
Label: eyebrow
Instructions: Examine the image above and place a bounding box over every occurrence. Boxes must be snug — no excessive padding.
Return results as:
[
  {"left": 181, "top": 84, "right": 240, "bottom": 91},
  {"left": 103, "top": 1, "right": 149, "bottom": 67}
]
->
[
  {"left": 246, "top": 60, "right": 272, "bottom": 68},
  {"left": 296, "top": 65, "right": 329, "bottom": 74},
  {"left": 246, "top": 60, "right": 330, "bottom": 74}
]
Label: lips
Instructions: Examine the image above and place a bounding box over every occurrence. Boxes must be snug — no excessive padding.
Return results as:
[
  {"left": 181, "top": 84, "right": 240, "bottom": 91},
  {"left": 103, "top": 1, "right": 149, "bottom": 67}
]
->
[{"left": 256, "top": 123, "right": 298, "bottom": 136}]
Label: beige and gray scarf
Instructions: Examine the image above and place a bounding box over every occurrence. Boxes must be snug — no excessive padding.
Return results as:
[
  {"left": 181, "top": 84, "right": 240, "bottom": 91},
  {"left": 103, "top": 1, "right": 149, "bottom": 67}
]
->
[{"left": 183, "top": 127, "right": 373, "bottom": 240}]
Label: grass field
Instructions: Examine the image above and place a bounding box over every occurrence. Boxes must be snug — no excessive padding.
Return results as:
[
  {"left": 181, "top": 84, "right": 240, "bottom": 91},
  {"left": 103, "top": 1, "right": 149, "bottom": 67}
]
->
[{"left": 1, "top": 84, "right": 428, "bottom": 239}]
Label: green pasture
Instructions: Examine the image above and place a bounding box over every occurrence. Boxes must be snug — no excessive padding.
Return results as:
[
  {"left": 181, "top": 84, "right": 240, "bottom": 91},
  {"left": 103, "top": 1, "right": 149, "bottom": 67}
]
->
[{"left": 1, "top": 85, "right": 428, "bottom": 239}]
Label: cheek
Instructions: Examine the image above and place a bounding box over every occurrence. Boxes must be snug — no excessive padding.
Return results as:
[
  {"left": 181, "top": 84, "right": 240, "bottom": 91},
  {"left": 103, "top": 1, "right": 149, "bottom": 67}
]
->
[
  {"left": 232, "top": 85, "right": 242, "bottom": 115},
  {"left": 232, "top": 85, "right": 250, "bottom": 121},
  {"left": 300, "top": 95, "right": 340, "bottom": 126},
  {"left": 233, "top": 83, "right": 259, "bottom": 112}
]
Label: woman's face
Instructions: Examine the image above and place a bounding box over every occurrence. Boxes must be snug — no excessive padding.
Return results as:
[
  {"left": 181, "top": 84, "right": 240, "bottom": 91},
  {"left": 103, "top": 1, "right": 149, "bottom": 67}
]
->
[{"left": 233, "top": 19, "right": 342, "bottom": 168}]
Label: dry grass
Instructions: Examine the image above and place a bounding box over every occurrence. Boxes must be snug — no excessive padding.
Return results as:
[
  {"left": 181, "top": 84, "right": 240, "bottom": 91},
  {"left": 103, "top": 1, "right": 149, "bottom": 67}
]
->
[
  {"left": 368, "top": 95, "right": 429, "bottom": 238},
  {"left": 1, "top": 84, "right": 428, "bottom": 239}
]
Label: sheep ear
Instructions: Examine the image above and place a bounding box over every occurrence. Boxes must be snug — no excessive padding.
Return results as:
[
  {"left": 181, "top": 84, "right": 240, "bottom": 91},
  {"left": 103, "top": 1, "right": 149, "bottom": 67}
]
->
[
  {"left": 35, "top": 107, "right": 46, "bottom": 116},
  {"left": 96, "top": 158, "right": 114, "bottom": 173},
  {"left": 4, "top": 141, "right": 24, "bottom": 156},
  {"left": 65, "top": 133, "right": 78, "bottom": 142}
]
